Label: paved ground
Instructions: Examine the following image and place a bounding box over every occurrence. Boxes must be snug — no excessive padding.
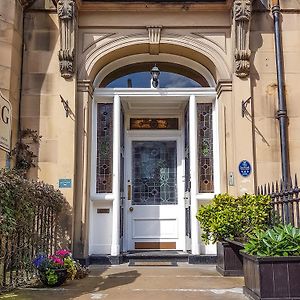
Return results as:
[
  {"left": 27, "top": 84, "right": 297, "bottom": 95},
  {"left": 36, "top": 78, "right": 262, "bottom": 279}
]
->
[{"left": 1, "top": 264, "right": 247, "bottom": 300}]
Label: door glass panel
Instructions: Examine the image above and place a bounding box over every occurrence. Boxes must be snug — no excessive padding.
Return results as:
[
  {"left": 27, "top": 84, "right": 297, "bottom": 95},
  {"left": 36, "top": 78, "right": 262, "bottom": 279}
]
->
[{"left": 132, "top": 141, "right": 177, "bottom": 205}]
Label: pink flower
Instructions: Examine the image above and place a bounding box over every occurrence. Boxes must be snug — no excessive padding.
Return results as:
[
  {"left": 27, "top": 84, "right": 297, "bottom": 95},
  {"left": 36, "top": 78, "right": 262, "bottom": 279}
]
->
[
  {"left": 49, "top": 255, "right": 64, "bottom": 265},
  {"left": 55, "top": 249, "right": 71, "bottom": 258}
]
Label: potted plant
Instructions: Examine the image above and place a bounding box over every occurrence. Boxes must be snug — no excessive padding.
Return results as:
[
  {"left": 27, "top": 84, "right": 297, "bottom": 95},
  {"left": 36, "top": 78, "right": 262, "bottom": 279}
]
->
[
  {"left": 33, "top": 249, "right": 77, "bottom": 287},
  {"left": 242, "top": 224, "right": 300, "bottom": 300},
  {"left": 197, "top": 193, "right": 272, "bottom": 276}
]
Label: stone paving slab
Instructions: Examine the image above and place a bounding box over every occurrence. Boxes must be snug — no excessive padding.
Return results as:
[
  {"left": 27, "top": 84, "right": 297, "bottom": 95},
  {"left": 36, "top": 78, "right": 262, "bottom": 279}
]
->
[{"left": 0, "top": 264, "right": 247, "bottom": 300}]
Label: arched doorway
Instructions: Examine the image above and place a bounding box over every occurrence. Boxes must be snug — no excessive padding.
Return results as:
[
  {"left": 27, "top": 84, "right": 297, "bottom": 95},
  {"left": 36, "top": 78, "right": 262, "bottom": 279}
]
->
[{"left": 88, "top": 60, "right": 220, "bottom": 255}]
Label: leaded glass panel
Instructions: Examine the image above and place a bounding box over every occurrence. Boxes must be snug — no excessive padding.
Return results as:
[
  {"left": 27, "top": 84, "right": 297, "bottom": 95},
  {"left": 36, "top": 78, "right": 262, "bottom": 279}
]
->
[
  {"left": 197, "top": 103, "right": 214, "bottom": 192},
  {"left": 96, "top": 103, "right": 113, "bottom": 193},
  {"left": 132, "top": 141, "right": 177, "bottom": 205}
]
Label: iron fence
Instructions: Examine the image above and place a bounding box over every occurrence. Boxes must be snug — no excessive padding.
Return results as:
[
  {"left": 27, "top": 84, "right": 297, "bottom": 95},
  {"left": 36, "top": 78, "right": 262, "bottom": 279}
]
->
[
  {"left": 257, "top": 174, "right": 300, "bottom": 227},
  {"left": 0, "top": 206, "right": 59, "bottom": 292}
]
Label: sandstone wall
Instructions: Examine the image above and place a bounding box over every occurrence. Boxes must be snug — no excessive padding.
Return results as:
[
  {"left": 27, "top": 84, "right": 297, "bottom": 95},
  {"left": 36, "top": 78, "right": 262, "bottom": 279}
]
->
[
  {"left": 0, "top": 0, "right": 23, "bottom": 167},
  {"left": 251, "top": 1, "right": 300, "bottom": 185},
  {"left": 22, "top": 0, "right": 75, "bottom": 205}
]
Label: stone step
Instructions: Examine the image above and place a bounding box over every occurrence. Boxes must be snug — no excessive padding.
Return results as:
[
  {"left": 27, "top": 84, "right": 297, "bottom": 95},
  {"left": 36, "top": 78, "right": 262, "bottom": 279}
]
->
[
  {"left": 124, "top": 250, "right": 188, "bottom": 263},
  {"left": 88, "top": 252, "right": 217, "bottom": 265}
]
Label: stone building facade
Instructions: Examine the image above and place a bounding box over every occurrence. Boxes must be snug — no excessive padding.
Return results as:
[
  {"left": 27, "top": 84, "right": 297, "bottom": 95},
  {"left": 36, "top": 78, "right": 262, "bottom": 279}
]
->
[{"left": 0, "top": 0, "right": 299, "bottom": 261}]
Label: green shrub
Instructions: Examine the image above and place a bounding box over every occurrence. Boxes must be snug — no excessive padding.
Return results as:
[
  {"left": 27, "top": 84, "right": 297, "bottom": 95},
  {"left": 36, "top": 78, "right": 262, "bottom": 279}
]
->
[
  {"left": 244, "top": 224, "right": 300, "bottom": 256},
  {"left": 196, "top": 193, "right": 272, "bottom": 244}
]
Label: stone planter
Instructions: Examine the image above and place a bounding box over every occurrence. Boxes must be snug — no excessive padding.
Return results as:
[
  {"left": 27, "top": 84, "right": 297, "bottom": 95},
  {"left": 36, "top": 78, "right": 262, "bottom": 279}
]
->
[
  {"left": 241, "top": 252, "right": 300, "bottom": 300},
  {"left": 39, "top": 268, "right": 68, "bottom": 287},
  {"left": 216, "top": 240, "right": 244, "bottom": 276}
]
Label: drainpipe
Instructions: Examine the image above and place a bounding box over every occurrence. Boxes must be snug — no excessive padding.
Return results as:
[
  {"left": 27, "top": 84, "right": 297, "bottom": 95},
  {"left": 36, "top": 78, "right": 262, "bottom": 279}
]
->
[{"left": 271, "top": 0, "right": 290, "bottom": 185}]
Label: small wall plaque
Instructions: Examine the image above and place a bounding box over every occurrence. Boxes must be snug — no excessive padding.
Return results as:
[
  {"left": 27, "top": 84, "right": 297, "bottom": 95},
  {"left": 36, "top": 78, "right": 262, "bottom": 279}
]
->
[
  {"left": 97, "top": 208, "right": 110, "bottom": 214},
  {"left": 238, "top": 160, "right": 252, "bottom": 177},
  {"left": 59, "top": 179, "right": 72, "bottom": 188}
]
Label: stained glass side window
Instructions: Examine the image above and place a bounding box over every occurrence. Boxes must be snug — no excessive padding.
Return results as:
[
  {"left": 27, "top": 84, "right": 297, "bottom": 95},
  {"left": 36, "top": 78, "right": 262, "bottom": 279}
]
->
[
  {"left": 197, "top": 103, "right": 214, "bottom": 193},
  {"left": 96, "top": 103, "right": 113, "bottom": 193}
]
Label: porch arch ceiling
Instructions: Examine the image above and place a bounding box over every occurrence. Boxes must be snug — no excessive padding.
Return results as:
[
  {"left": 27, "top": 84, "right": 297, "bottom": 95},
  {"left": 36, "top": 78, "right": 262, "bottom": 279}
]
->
[
  {"left": 94, "top": 54, "right": 215, "bottom": 88},
  {"left": 78, "top": 34, "right": 231, "bottom": 83}
]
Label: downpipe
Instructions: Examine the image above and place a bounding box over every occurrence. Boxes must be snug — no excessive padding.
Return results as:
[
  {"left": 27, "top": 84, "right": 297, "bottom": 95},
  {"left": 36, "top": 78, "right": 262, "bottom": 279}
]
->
[{"left": 272, "top": 0, "right": 290, "bottom": 185}]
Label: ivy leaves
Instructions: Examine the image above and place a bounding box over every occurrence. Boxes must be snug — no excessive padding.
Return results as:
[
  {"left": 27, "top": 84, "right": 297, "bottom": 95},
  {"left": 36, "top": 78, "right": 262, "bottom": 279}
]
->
[
  {"left": 196, "top": 193, "right": 272, "bottom": 244},
  {"left": 244, "top": 224, "right": 300, "bottom": 257},
  {"left": 0, "top": 169, "right": 67, "bottom": 235}
]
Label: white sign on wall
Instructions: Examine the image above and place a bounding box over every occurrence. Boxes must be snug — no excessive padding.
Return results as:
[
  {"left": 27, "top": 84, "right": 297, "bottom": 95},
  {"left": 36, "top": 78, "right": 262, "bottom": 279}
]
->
[{"left": 0, "top": 92, "right": 12, "bottom": 153}]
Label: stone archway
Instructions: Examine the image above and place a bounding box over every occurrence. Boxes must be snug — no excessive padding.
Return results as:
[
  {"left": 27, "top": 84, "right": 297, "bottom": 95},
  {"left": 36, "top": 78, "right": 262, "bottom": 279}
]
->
[
  {"left": 73, "top": 33, "right": 233, "bottom": 259},
  {"left": 78, "top": 34, "right": 231, "bottom": 84}
]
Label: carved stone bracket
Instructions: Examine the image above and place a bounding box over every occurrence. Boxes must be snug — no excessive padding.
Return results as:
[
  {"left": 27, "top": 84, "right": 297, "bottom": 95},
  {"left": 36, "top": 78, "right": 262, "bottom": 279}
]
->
[
  {"left": 18, "top": 0, "right": 35, "bottom": 8},
  {"left": 147, "top": 26, "right": 162, "bottom": 55},
  {"left": 57, "top": 0, "right": 77, "bottom": 79},
  {"left": 233, "top": 0, "right": 252, "bottom": 78}
]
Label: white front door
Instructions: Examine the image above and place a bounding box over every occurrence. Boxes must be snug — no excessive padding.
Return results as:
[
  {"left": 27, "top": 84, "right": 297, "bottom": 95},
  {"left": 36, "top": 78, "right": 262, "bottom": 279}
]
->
[{"left": 125, "top": 137, "right": 185, "bottom": 251}]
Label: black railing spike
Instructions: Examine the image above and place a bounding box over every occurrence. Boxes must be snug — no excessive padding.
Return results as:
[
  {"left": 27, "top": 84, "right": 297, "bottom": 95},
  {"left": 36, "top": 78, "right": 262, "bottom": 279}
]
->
[
  {"left": 272, "top": 182, "right": 275, "bottom": 193},
  {"left": 267, "top": 183, "right": 271, "bottom": 194},
  {"left": 280, "top": 179, "right": 283, "bottom": 192},
  {"left": 264, "top": 184, "right": 267, "bottom": 195},
  {"left": 295, "top": 174, "right": 298, "bottom": 188},
  {"left": 276, "top": 181, "right": 279, "bottom": 193},
  {"left": 289, "top": 176, "right": 293, "bottom": 189},
  {"left": 257, "top": 186, "right": 261, "bottom": 195}
]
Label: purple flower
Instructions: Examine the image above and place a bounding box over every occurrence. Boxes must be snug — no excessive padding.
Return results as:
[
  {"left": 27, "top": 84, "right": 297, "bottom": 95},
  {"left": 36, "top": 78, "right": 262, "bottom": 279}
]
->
[{"left": 33, "top": 254, "right": 47, "bottom": 268}]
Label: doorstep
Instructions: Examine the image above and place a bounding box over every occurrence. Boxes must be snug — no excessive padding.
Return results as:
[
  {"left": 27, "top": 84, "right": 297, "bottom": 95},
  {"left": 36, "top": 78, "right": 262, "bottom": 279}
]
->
[{"left": 86, "top": 251, "right": 217, "bottom": 265}]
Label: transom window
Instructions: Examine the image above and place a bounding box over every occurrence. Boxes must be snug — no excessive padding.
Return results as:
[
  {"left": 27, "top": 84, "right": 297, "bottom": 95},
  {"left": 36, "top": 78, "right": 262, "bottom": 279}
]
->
[{"left": 99, "top": 62, "right": 210, "bottom": 88}]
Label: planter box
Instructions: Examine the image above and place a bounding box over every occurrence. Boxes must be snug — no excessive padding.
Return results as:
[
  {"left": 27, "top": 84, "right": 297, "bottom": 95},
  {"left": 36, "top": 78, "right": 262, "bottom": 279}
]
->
[
  {"left": 241, "top": 252, "right": 300, "bottom": 300},
  {"left": 216, "top": 240, "right": 244, "bottom": 276}
]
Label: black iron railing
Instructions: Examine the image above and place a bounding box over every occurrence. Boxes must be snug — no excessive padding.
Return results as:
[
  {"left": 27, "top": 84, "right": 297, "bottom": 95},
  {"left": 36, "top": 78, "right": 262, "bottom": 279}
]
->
[
  {"left": 257, "top": 175, "right": 300, "bottom": 227},
  {"left": 0, "top": 206, "right": 60, "bottom": 291}
]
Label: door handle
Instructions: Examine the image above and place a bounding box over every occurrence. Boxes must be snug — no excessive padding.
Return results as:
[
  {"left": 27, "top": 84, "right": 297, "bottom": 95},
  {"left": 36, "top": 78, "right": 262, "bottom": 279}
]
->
[
  {"left": 128, "top": 180, "right": 132, "bottom": 200},
  {"left": 129, "top": 207, "right": 134, "bottom": 212}
]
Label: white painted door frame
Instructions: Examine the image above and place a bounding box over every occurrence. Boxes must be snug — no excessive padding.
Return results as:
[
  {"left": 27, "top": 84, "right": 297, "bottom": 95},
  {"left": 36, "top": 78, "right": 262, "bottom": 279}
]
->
[{"left": 90, "top": 88, "right": 219, "bottom": 256}]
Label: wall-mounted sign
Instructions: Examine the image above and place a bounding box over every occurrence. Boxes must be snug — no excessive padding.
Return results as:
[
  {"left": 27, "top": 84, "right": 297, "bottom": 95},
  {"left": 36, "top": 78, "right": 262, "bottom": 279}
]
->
[
  {"left": 59, "top": 179, "right": 72, "bottom": 188},
  {"left": 238, "top": 160, "right": 252, "bottom": 177},
  {"left": 0, "top": 92, "right": 12, "bottom": 153}
]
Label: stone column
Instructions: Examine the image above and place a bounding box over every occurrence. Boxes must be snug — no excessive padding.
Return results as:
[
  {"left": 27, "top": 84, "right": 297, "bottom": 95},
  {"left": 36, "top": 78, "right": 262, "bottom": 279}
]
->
[
  {"left": 189, "top": 95, "right": 200, "bottom": 255},
  {"left": 73, "top": 80, "right": 93, "bottom": 260},
  {"left": 111, "top": 95, "right": 121, "bottom": 256}
]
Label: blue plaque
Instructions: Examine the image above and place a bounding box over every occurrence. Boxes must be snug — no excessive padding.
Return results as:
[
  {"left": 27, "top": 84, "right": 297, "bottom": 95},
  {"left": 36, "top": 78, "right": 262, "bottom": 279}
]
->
[
  {"left": 59, "top": 179, "right": 72, "bottom": 188},
  {"left": 238, "top": 160, "right": 252, "bottom": 177}
]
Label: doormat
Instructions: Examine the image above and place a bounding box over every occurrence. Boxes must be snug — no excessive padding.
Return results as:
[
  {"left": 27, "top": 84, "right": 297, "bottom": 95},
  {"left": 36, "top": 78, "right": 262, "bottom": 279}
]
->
[{"left": 129, "top": 261, "right": 178, "bottom": 267}]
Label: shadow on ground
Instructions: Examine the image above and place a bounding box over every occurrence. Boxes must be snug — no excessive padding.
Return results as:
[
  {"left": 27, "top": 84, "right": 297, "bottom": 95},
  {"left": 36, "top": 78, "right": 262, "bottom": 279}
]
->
[{"left": 0, "top": 266, "right": 141, "bottom": 300}]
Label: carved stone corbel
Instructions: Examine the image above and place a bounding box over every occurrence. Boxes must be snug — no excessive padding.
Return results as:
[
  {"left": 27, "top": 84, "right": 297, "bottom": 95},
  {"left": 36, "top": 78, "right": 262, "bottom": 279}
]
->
[
  {"left": 57, "top": 0, "right": 77, "bottom": 79},
  {"left": 18, "top": 0, "right": 35, "bottom": 8},
  {"left": 147, "top": 26, "right": 162, "bottom": 55},
  {"left": 233, "top": 0, "right": 252, "bottom": 78}
]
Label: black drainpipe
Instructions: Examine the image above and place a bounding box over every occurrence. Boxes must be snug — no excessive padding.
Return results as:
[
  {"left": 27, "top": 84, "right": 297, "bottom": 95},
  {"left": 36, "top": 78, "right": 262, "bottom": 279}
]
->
[
  {"left": 16, "top": 4, "right": 26, "bottom": 169},
  {"left": 272, "top": 0, "right": 290, "bottom": 185}
]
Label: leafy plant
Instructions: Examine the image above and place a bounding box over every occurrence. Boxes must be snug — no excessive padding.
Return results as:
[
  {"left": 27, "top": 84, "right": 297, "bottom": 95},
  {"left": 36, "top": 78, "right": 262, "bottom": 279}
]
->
[
  {"left": 0, "top": 169, "right": 73, "bottom": 289},
  {"left": 33, "top": 249, "right": 83, "bottom": 285},
  {"left": 11, "top": 128, "right": 42, "bottom": 173},
  {"left": 45, "top": 269, "right": 59, "bottom": 285},
  {"left": 244, "top": 224, "right": 300, "bottom": 256},
  {"left": 196, "top": 193, "right": 272, "bottom": 244}
]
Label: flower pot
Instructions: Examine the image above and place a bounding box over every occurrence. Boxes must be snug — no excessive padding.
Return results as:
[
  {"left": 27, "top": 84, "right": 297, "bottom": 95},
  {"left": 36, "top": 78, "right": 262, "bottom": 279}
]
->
[
  {"left": 39, "top": 268, "right": 68, "bottom": 287},
  {"left": 216, "top": 240, "right": 244, "bottom": 276},
  {"left": 241, "top": 252, "right": 300, "bottom": 300}
]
